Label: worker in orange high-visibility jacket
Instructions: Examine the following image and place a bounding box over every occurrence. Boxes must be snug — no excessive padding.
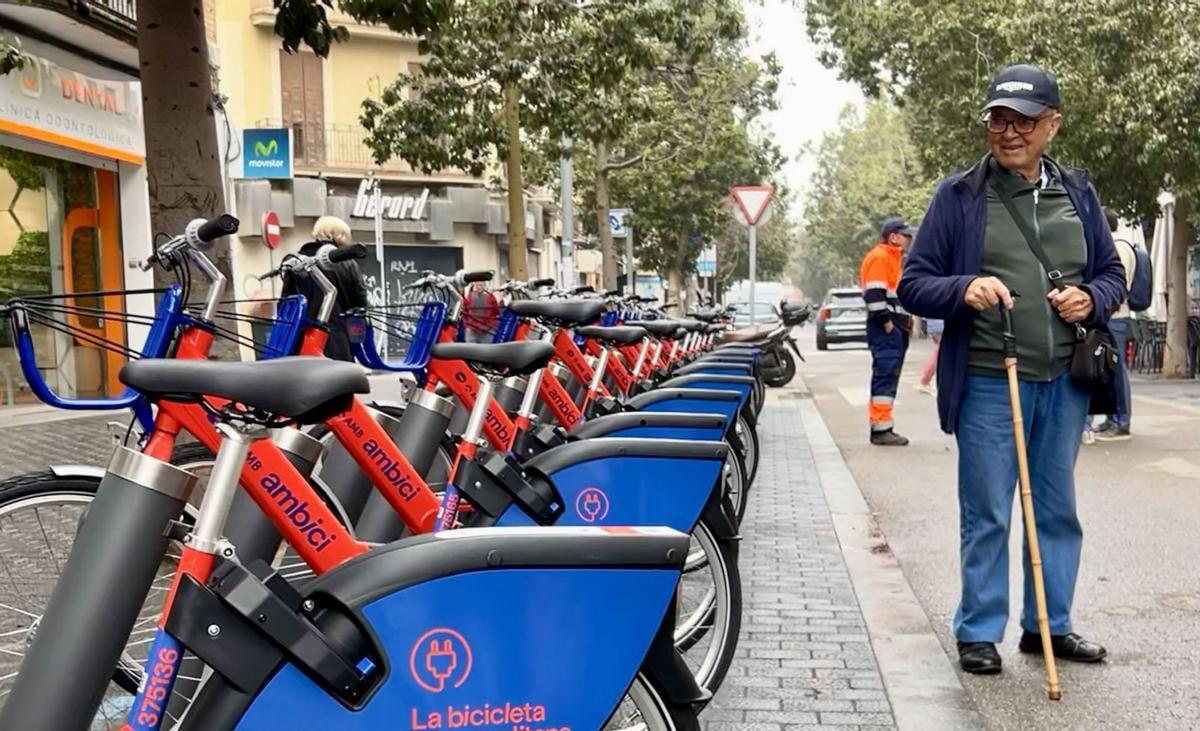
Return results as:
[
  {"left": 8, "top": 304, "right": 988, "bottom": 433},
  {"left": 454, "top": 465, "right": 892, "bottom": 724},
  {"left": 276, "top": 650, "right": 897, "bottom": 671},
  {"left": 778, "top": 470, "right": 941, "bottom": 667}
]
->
[{"left": 860, "top": 216, "right": 917, "bottom": 446}]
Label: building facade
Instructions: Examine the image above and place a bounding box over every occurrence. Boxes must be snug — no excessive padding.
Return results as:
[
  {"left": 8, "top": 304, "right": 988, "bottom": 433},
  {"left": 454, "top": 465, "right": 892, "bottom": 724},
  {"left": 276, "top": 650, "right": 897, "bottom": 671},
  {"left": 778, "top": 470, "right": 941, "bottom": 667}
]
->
[
  {"left": 0, "top": 1, "right": 153, "bottom": 408},
  {"left": 213, "top": 0, "right": 561, "bottom": 355}
]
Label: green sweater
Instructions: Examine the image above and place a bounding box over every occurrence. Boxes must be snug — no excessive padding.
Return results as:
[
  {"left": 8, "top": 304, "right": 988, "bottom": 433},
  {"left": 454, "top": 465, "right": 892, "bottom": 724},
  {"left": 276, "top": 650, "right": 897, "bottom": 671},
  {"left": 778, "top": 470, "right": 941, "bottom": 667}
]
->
[{"left": 967, "top": 161, "right": 1087, "bottom": 380}]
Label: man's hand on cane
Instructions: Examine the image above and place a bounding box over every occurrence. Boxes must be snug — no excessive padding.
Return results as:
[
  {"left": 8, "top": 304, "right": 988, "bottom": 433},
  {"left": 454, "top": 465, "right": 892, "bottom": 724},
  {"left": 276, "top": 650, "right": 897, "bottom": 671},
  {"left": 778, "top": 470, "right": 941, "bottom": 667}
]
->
[{"left": 965, "top": 277, "right": 1015, "bottom": 311}]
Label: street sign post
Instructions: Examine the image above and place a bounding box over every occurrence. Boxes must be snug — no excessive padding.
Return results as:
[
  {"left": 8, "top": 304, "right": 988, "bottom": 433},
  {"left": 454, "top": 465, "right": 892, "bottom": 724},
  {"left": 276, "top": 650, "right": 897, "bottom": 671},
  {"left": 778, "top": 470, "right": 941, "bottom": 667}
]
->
[
  {"left": 610, "top": 208, "right": 635, "bottom": 295},
  {"left": 730, "top": 186, "right": 774, "bottom": 324}
]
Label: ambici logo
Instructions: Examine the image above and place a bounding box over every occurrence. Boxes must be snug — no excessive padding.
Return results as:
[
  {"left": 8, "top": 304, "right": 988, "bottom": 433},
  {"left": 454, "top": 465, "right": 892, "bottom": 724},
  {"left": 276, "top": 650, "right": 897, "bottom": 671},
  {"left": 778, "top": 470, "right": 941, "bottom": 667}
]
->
[
  {"left": 259, "top": 473, "right": 336, "bottom": 551},
  {"left": 411, "top": 628, "right": 473, "bottom": 693},
  {"left": 574, "top": 487, "right": 610, "bottom": 523}
]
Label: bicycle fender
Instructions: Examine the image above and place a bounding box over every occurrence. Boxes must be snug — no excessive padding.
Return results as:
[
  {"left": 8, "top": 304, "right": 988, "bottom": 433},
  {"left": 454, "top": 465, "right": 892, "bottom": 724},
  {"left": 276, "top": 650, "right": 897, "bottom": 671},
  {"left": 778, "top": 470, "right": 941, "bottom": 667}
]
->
[
  {"left": 638, "top": 600, "right": 711, "bottom": 707},
  {"left": 48, "top": 464, "right": 106, "bottom": 480}
]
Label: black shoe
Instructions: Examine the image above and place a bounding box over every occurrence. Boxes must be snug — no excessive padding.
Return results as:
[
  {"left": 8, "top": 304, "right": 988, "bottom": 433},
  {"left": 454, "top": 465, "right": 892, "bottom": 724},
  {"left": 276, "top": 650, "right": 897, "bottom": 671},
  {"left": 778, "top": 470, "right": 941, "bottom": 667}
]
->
[
  {"left": 1018, "top": 631, "right": 1107, "bottom": 663},
  {"left": 957, "top": 642, "right": 1002, "bottom": 674},
  {"left": 1095, "top": 427, "right": 1131, "bottom": 442},
  {"left": 870, "top": 429, "right": 909, "bottom": 446}
]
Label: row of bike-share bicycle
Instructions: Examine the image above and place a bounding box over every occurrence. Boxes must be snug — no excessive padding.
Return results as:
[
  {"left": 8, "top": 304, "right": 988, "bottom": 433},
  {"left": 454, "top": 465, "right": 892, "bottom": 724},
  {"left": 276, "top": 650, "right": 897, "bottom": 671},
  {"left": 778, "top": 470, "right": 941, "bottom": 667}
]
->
[{"left": 0, "top": 214, "right": 800, "bottom": 731}]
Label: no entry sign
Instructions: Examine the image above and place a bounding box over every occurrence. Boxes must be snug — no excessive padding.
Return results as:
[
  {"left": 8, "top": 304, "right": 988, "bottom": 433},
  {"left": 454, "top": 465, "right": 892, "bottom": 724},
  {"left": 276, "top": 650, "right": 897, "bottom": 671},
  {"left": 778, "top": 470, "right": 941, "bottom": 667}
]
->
[{"left": 262, "top": 210, "right": 281, "bottom": 249}]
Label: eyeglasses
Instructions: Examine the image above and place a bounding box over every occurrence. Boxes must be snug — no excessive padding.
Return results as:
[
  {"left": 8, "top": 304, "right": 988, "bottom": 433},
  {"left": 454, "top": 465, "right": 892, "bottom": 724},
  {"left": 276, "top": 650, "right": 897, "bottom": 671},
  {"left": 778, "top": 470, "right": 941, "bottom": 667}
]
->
[{"left": 984, "top": 113, "right": 1042, "bottom": 135}]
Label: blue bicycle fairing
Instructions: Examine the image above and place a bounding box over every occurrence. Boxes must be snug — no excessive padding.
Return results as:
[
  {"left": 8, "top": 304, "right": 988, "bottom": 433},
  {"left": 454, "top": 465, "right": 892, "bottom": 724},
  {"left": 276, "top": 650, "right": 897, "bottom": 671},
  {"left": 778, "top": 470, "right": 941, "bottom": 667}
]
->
[
  {"left": 491, "top": 309, "right": 519, "bottom": 344},
  {"left": 351, "top": 301, "right": 447, "bottom": 377},
  {"left": 590, "top": 424, "right": 726, "bottom": 441},
  {"left": 637, "top": 394, "right": 739, "bottom": 431},
  {"left": 496, "top": 454, "right": 723, "bottom": 532},
  {"left": 262, "top": 295, "right": 309, "bottom": 359},
  {"left": 235, "top": 568, "right": 678, "bottom": 730},
  {"left": 668, "top": 377, "right": 753, "bottom": 413}
]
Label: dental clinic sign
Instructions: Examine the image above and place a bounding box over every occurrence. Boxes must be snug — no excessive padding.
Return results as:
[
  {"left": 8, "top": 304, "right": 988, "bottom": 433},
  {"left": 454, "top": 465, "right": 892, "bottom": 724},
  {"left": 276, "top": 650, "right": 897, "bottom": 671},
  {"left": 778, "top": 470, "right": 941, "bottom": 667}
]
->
[
  {"left": 0, "top": 33, "right": 144, "bottom": 163},
  {"left": 352, "top": 179, "right": 431, "bottom": 221},
  {"left": 242, "top": 128, "right": 293, "bottom": 179}
]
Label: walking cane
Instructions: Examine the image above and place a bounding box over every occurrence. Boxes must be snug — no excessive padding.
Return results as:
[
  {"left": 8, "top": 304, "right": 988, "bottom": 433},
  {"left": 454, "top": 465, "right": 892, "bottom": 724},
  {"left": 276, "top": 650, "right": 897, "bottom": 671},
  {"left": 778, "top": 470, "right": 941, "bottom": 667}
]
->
[{"left": 999, "top": 303, "right": 1062, "bottom": 701}]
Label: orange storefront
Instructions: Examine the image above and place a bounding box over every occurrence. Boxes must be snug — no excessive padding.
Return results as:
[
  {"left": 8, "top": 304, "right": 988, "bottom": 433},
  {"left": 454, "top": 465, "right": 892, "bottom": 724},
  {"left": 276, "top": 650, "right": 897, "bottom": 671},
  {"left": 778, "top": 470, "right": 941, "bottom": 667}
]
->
[{"left": 0, "top": 31, "right": 154, "bottom": 407}]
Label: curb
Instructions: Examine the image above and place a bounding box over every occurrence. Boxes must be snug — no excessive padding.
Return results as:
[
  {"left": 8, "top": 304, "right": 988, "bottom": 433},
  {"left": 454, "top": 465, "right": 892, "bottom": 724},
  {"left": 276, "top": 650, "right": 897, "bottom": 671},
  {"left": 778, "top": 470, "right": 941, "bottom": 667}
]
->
[{"left": 795, "top": 376, "right": 984, "bottom": 731}]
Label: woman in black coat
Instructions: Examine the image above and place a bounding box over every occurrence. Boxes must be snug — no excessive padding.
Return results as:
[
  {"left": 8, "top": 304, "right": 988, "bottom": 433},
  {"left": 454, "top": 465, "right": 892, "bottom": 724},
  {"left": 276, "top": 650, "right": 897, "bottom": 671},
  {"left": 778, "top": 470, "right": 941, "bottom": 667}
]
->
[{"left": 281, "top": 215, "right": 369, "bottom": 361}]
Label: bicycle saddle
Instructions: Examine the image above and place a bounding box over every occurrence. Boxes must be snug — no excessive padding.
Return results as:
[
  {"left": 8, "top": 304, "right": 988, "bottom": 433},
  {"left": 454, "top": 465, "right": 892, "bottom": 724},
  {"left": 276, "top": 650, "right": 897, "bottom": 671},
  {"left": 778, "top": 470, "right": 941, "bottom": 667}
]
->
[
  {"left": 431, "top": 340, "right": 555, "bottom": 378},
  {"left": 687, "top": 309, "right": 722, "bottom": 323},
  {"left": 507, "top": 299, "right": 606, "bottom": 327},
  {"left": 625, "top": 320, "right": 687, "bottom": 339},
  {"left": 119, "top": 357, "right": 369, "bottom": 424},
  {"left": 575, "top": 325, "right": 647, "bottom": 346}
]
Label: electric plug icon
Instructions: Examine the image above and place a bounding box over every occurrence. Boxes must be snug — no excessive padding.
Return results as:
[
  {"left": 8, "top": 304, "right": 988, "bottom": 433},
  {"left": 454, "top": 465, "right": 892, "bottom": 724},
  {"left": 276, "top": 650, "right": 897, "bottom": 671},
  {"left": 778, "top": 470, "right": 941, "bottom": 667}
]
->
[
  {"left": 425, "top": 639, "right": 458, "bottom": 691},
  {"left": 581, "top": 492, "right": 603, "bottom": 521}
]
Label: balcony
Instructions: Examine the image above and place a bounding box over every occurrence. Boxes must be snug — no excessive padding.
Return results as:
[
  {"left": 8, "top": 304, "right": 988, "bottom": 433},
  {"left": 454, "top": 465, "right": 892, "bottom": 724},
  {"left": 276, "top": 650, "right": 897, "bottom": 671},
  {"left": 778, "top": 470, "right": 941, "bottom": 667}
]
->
[
  {"left": 0, "top": 0, "right": 138, "bottom": 68},
  {"left": 253, "top": 119, "right": 478, "bottom": 183}
]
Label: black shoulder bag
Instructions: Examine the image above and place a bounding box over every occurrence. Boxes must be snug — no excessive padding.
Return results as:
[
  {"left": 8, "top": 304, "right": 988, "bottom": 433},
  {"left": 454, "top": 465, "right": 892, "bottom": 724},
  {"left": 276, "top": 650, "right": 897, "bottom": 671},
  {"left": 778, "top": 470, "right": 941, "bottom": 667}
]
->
[{"left": 993, "top": 185, "right": 1119, "bottom": 394}]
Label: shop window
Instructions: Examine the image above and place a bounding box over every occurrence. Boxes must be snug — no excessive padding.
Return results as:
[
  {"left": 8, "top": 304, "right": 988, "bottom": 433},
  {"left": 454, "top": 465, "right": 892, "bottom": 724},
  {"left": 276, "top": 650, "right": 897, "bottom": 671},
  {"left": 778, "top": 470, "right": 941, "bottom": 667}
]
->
[{"left": 0, "top": 146, "right": 123, "bottom": 406}]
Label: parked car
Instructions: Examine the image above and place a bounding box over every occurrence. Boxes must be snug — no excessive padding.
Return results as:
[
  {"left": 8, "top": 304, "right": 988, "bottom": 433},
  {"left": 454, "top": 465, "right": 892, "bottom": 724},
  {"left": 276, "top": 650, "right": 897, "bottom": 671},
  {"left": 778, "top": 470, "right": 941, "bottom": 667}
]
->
[
  {"left": 729, "top": 301, "right": 781, "bottom": 328},
  {"left": 816, "top": 287, "right": 868, "bottom": 350}
]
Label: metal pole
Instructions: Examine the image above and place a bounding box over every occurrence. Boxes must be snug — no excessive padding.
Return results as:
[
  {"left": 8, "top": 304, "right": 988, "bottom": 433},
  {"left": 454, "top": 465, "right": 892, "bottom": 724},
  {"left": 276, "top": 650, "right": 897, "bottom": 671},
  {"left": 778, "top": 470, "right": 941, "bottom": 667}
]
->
[
  {"left": 626, "top": 224, "right": 635, "bottom": 296},
  {"left": 372, "top": 173, "right": 388, "bottom": 356},
  {"left": 748, "top": 223, "right": 757, "bottom": 324},
  {"left": 560, "top": 136, "right": 575, "bottom": 289}
]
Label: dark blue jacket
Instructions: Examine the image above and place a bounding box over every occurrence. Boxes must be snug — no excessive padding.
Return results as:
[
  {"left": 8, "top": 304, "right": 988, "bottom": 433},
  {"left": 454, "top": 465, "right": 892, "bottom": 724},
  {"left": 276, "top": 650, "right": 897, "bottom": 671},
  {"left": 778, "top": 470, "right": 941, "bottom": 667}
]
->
[{"left": 898, "top": 154, "right": 1126, "bottom": 433}]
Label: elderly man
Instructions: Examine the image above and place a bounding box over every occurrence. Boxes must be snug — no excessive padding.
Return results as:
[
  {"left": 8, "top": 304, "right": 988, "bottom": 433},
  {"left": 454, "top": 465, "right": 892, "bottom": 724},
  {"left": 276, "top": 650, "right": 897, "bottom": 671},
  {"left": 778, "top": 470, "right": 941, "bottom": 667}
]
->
[{"left": 899, "top": 64, "right": 1126, "bottom": 674}]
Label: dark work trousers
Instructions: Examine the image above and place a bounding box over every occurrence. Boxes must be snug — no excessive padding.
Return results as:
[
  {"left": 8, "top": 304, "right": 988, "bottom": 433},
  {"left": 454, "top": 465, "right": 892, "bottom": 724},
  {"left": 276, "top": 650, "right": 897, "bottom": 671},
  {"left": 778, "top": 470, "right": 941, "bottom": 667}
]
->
[{"left": 866, "top": 319, "right": 909, "bottom": 433}]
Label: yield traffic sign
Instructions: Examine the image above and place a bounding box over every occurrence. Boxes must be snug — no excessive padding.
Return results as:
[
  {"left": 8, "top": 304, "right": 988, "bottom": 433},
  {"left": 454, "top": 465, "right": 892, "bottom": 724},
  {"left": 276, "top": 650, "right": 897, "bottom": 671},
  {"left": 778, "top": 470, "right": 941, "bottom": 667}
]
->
[
  {"left": 262, "top": 210, "right": 281, "bottom": 249},
  {"left": 730, "top": 186, "right": 774, "bottom": 226}
]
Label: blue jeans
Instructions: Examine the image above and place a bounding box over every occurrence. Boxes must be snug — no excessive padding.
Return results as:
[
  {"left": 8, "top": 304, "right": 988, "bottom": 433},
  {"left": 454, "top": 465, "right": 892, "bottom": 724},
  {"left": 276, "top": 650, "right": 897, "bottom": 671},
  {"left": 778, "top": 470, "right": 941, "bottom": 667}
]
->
[
  {"left": 953, "top": 372, "right": 1090, "bottom": 642},
  {"left": 1107, "top": 317, "right": 1132, "bottom": 431}
]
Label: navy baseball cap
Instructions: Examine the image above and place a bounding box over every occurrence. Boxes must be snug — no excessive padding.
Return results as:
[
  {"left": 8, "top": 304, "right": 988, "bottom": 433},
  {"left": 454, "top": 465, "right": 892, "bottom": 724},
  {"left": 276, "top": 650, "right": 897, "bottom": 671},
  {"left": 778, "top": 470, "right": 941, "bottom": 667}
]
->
[
  {"left": 881, "top": 216, "right": 916, "bottom": 239},
  {"left": 984, "top": 64, "right": 1060, "bottom": 117}
]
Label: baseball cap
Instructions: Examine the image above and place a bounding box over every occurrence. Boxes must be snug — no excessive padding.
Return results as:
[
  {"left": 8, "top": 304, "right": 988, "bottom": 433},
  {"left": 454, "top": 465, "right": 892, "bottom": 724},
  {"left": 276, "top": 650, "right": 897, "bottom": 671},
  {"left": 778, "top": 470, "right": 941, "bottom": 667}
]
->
[
  {"left": 983, "top": 64, "right": 1060, "bottom": 117},
  {"left": 881, "top": 216, "right": 917, "bottom": 239}
]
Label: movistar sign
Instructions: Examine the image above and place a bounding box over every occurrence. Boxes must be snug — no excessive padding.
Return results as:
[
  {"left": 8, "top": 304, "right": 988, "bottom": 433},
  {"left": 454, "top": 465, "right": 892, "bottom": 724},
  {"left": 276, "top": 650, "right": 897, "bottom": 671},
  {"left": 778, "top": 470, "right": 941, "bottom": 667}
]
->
[{"left": 243, "top": 128, "right": 292, "bottom": 179}]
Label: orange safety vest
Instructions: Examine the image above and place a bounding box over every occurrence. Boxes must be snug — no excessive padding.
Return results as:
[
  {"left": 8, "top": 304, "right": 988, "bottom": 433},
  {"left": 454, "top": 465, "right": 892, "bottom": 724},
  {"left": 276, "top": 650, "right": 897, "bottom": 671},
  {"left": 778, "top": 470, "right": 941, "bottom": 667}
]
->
[{"left": 859, "top": 242, "right": 905, "bottom": 318}]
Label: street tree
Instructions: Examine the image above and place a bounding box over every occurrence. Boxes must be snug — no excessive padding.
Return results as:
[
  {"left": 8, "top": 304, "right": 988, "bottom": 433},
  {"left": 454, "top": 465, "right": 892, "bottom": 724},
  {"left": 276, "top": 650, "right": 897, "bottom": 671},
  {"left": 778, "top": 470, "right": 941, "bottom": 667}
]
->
[
  {"left": 800, "top": 100, "right": 934, "bottom": 296},
  {"left": 538, "top": 0, "right": 747, "bottom": 290},
  {"left": 357, "top": 1, "right": 684, "bottom": 281},
  {"left": 806, "top": 0, "right": 1200, "bottom": 375}
]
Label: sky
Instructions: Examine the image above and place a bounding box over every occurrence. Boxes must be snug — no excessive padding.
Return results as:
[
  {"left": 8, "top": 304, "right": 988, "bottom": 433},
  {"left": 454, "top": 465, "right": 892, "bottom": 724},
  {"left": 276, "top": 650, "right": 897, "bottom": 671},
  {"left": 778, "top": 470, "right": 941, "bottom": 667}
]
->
[{"left": 742, "top": 0, "right": 863, "bottom": 219}]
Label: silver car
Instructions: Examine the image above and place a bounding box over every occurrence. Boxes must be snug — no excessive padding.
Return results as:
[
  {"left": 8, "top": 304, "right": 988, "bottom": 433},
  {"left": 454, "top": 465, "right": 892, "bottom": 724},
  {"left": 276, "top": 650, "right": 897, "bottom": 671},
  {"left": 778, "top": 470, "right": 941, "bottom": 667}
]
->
[
  {"left": 730, "top": 301, "right": 781, "bottom": 329},
  {"left": 815, "top": 287, "right": 867, "bottom": 350}
]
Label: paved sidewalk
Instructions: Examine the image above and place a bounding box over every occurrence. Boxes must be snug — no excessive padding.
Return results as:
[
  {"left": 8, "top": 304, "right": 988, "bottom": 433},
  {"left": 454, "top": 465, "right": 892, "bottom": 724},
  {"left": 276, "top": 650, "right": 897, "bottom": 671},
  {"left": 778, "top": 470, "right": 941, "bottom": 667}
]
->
[
  {"left": 0, "top": 414, "right": 115, "bottom": 479},
  {"left": 703, "top": 391, "right": 899, "bottom": 730}
]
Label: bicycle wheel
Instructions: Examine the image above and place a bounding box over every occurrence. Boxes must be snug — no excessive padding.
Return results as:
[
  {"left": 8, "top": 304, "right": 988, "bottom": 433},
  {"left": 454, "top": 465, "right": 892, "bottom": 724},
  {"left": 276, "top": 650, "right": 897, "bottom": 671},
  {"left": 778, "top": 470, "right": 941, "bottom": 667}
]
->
[
  {"left": 604, "top": 673, "right": 699, "bottom": 731},
  {"left": 0, "top": 470, "right": 188, "bottom": 730},
  {"left": 736, "top": 412, "right": 759, "bottom": 485},
  {"left": 673, "top": 517, "right": 740, "bottom": 698},
  {"left": 723, "top": 449, "right": 749, "bottom": 527}
]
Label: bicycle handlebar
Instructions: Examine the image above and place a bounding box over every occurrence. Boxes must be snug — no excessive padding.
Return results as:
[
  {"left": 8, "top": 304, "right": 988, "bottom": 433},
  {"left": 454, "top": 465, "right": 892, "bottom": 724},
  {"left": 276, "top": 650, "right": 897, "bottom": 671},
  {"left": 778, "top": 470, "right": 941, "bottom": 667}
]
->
[
  {"left": 529, "top": 277, "right": 555, "bottom": 288},
  {"left": 190, "top": 214, "right": 240, "bottom": 248}
]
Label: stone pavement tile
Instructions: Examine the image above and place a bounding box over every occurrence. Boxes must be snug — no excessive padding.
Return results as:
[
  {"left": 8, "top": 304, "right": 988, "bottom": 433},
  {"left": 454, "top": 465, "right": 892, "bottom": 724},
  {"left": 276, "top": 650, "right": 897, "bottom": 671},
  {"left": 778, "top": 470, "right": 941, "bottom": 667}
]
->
[
  {"left": 702, "top": 396, "right": 896, "bottom": 729},
  {"left": 0, "top": 415, "right": 114, "bottom": 479}
]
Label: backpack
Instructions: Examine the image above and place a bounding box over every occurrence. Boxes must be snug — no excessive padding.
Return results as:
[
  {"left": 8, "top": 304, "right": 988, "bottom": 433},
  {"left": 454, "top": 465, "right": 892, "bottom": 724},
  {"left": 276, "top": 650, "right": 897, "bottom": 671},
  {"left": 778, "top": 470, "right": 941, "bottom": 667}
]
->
[{"left": 1118, "top": 239, "right": 1153, "bottom": 312}]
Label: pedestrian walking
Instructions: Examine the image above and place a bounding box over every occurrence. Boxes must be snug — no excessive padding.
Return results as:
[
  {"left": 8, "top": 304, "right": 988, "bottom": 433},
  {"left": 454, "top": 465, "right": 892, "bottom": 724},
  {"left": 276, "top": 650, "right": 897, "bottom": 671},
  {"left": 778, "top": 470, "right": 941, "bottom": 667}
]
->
[
  {"left": 281, "top": 215, "right": 369, "bottom": 362},
  {"left": 1094, "top": 207, "right": 1135, "bottom": 441},
  {"left": 917, "top": 318, "right": 944, "bottom": 395},
  {"left": 861, "top": 217, "right": 917, "bottom": 445},
  {"left": 898, "top": 64, "right": 1125, "bottom": 675}
]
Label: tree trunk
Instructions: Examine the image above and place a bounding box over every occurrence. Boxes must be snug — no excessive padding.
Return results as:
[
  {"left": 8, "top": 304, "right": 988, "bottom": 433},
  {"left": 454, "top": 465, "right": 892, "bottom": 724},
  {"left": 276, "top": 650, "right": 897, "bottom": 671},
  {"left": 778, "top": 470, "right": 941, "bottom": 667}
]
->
[
  {"left": 1163, "top": 196, "right": 1192, "bottom": 377},
  {"left": 136, "top": 0, "right": 227, "bottom": 290},
  {"left": 665, "top": 231, "right": 690, "bottom": 316},
  {"left": 503, "top": 82, "right": 528, "bottom": 281},
  {"left": 136, "top": 0, "right": 234, "bottom": 358},
  {"left": 594, "top": 141, "right": 618, "bottom": 291}
]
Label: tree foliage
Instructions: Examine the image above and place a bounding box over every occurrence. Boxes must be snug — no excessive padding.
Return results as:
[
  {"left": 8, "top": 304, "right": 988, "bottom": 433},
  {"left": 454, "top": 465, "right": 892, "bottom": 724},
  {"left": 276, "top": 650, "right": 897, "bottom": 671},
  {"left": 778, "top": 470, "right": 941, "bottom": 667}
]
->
[
  {"left": 807, "top": 0, "right": 1200, "bottom": 374},
  {"left": 798, "top": 100, "right": 934, "bottom": 296},
  {"left": 805, "top": 0, "right": 1200, "bottom": 216}
]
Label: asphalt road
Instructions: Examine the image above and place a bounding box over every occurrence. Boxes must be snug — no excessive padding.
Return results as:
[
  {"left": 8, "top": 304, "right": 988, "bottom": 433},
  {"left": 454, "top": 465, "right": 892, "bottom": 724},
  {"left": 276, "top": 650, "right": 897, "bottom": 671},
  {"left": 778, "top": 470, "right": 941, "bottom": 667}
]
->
[{"left": 798, "top": 325, "right": 1200, "bottom": 730}]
